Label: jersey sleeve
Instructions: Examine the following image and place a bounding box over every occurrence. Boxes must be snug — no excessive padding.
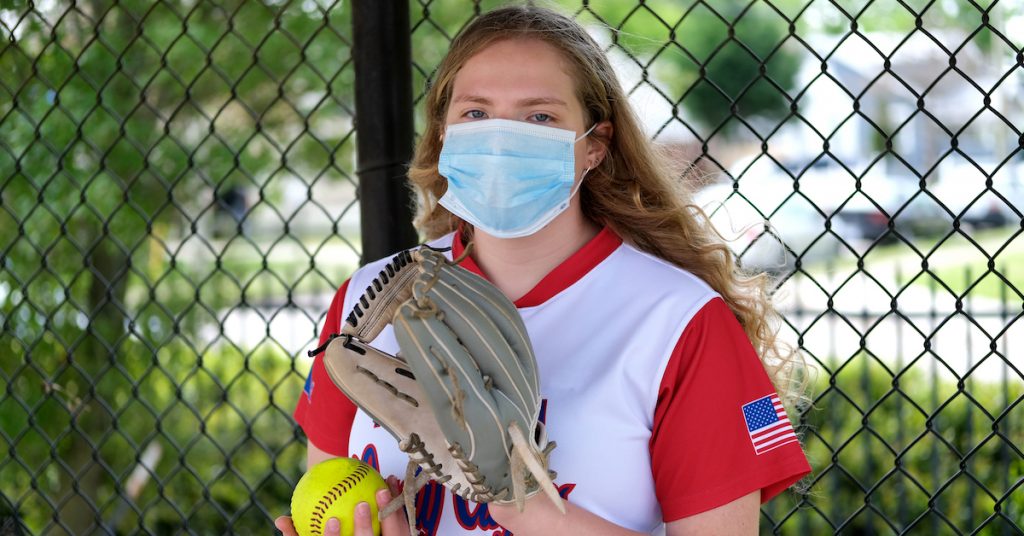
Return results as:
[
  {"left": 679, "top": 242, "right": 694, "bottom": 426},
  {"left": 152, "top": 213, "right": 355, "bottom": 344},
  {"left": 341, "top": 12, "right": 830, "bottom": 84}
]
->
[
  {"left": 293, "top": 279, "right": 358, "bottom": 456},
  {"left": 650, "top": 297, "right": 811, "bottom": 521}
]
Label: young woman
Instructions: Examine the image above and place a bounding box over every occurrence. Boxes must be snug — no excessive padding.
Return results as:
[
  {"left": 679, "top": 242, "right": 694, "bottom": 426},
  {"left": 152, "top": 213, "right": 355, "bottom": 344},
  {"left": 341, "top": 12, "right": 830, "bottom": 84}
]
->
[{"left": 278, "top": 5, "right": 811, "bottom": 535}]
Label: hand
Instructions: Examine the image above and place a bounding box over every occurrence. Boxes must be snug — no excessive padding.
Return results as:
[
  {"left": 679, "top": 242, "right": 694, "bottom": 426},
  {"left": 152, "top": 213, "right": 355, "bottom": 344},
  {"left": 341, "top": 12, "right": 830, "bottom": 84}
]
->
[
  {"left": 275, "top": 476, "right": 410, "bottom": 536},
  {"left": 356, "top": 476, "right": 410, "bottom": 535}
]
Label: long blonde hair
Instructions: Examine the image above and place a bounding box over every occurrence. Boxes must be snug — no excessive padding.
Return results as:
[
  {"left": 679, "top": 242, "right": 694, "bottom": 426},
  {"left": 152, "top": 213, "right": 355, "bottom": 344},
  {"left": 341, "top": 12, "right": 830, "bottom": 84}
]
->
[{"left": 407, "top": 5, "right": 806, "bottom": 404}]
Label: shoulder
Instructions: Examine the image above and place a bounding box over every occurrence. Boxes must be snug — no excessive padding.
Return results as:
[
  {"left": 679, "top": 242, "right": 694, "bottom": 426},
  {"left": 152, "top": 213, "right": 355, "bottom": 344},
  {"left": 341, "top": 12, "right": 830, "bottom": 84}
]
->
[
  {"left": 618, "top": 241, "right": 714, "bottom": 291},
  {"left": 596, "top": 241, "right": 719, "bottom": 320}
]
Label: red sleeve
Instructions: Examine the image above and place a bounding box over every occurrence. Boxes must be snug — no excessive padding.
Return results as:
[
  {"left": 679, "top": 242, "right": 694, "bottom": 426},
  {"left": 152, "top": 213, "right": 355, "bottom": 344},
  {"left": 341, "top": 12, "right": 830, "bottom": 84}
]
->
[
  {"left": 293, "top": 279, "right": 358, "bottom": 456},
  {"left": 650, "top": 297, "right": 811, "bottom": 521}
]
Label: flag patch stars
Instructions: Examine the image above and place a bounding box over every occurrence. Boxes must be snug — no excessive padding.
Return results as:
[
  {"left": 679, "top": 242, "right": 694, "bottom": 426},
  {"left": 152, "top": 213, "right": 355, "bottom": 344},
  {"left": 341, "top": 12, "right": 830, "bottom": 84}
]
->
[{"left": 741, "top": 394, "right": 799, "bottom": 455}]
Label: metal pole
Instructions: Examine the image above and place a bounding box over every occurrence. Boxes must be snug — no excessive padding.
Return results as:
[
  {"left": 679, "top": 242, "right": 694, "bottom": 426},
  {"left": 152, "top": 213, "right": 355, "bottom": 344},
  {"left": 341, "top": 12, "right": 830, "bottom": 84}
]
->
[{"left": 351, "top": 0, "right": 418, "bottom": 264}]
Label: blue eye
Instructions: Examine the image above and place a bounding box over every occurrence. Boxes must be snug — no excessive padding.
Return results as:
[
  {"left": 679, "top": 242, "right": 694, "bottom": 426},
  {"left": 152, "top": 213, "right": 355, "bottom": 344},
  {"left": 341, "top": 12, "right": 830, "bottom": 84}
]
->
[
  {"left": 466, "top": 110, "right": 486, "bottom": 119},
  {"left": 531, "top": 113, "right": 551, "bottom": 122}
]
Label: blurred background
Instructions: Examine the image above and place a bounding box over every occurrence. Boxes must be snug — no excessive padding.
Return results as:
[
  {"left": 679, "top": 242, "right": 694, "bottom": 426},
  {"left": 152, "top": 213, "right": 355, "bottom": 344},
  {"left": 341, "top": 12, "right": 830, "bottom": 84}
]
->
[{"left": 1, "top": 0, "right": 1021, "bottom": 534}]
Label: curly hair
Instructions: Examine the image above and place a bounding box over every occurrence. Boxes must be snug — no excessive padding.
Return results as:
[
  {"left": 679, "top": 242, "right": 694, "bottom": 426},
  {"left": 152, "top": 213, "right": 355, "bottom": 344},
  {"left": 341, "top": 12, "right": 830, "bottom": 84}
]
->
[{"left": 406, "top": 4, "right": 808, "bottom": 406}]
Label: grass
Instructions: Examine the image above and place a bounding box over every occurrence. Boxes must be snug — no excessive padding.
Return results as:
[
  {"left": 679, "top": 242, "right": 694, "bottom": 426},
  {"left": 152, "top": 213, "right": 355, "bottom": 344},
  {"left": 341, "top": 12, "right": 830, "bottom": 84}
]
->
[
  {"left": 928, "top": 247, "right": 1022, "bottom": 299},
  {"left": 805, "top": 226, "right": 1023, "bottom": 301}
]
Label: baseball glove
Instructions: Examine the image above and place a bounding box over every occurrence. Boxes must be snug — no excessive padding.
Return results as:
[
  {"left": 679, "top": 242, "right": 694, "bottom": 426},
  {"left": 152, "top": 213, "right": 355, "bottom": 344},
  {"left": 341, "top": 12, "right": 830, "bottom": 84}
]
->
[{"left": 314, "top": 245, "right": 563, "bottom": 532}]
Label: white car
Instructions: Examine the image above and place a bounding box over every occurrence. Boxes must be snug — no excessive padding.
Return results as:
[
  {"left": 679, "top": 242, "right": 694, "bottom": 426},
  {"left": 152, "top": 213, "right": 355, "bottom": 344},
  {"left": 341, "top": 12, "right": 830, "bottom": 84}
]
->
[
  {"left": 694, "top": 179, "right": 851, "bottom": 274},
  {"left": 727, "top": 155, "right": 952, "bottom": 245},
  {"left": 930, "top": 157, "right": 1024, "bottom": 229}
]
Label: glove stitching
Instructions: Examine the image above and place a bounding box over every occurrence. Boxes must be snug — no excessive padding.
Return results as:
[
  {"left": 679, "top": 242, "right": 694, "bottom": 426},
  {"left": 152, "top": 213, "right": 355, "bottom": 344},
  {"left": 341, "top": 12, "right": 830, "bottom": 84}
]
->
[
  {"left": 354, "top": 365, "right": 419, "bottom": 407},
  {"left": 398, "top": 433, "right": 446, "bottom": 480}
]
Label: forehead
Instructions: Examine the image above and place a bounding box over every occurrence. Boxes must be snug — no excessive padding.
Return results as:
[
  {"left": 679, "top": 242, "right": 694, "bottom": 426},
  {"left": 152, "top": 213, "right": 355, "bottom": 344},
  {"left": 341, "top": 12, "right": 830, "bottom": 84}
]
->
[{"left": 450, "top": 38, "right": 578, "bottom": 102}]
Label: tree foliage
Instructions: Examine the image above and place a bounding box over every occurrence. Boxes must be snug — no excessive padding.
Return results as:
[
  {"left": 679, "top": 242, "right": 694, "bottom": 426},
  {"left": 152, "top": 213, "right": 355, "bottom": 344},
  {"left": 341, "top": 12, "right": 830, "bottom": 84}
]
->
[
  {"left": 584, "top": 0, "right": 803, "bottom": 139},
  {"left": 1, "top": 0, "right": 354, "bottom": 532}
]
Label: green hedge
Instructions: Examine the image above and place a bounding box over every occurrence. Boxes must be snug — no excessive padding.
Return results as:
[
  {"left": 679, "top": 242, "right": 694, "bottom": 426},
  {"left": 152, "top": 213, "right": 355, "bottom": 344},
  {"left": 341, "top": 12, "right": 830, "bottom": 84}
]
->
[
  {"left": 0, "top": 339, "right": 306, "bottom": 534},
  {"left": 762, "top": 357, "right": 1023, "bottom": 535}
]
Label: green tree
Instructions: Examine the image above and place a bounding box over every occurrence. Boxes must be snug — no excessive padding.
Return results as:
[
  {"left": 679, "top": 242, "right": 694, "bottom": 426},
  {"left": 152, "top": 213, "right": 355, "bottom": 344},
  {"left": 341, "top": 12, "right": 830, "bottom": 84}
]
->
[
  {"left": 583, "top": 0, "right": 803, "bottom": 139},
  {"left": 1, "top": 0, "right": 354, "bottom": 532},
  {"left": 818, "top": 0, "right": 1023, "bottom": 52},
  {"left": 762, "top": 357, "right": 1024, "bottom": 534}
]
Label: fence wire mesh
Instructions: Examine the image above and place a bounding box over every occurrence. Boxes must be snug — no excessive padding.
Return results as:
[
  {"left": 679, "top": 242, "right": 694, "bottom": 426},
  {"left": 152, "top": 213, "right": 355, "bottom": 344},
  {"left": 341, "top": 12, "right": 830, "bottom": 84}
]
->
[{"left": 1, "top": 0, "right": 1022, "bottom": 534}]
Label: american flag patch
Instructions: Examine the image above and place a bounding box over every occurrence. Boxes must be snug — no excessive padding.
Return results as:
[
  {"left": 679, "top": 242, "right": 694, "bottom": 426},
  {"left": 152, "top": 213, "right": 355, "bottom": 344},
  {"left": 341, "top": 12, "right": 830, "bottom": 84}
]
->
[{"left": 741, "top": 394, "right": 798, "bottom": 455}]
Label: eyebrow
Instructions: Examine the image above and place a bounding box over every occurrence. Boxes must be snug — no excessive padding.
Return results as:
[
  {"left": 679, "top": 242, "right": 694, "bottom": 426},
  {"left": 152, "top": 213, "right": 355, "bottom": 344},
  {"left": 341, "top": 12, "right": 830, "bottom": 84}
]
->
[{"left": 452, "top": 95, "right": 569, "bottom": 107}]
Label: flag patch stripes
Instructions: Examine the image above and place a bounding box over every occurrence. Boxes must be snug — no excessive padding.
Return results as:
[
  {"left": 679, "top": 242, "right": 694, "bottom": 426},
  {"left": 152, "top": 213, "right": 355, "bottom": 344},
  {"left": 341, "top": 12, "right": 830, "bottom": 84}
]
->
[{"left": 741, "top": 394, "right": 798, "bottom": 455}]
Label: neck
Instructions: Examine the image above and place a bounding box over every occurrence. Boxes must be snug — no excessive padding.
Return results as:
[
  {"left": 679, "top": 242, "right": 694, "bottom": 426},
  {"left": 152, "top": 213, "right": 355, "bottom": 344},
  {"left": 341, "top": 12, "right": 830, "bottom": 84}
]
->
[{"left": 469, "top": 211, "right": 601, "bottom": 301}]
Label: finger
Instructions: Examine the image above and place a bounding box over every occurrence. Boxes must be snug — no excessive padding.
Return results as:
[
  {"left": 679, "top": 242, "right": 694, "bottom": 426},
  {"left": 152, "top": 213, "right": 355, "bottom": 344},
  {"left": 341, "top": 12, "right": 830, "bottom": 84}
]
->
[
  {"left": 386, "top": 475, "right": 401, "bottom": 498},
  {"left": 377, "top": 486, "right": 411, "bottom": 535},
  {"left": 393, "top": 304, "right": 472, "bottom": 421},
  {"left": 274, "top": 516, "right": 298, "bottom": 536},
  {"left": 325, "top": 516, "right": 342, "bottom": 536},
  {"left": 353, "top": 502, "right": 373, "bottom": 536}
]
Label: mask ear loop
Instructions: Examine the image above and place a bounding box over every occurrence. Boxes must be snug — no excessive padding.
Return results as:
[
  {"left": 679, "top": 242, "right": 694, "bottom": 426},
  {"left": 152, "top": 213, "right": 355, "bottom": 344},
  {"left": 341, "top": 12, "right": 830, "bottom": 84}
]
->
[
  {"left": 573, "top": 124, "right": 599, "bottom": 201},
  {"left": 567, "top": 167, "right": 591, "bottom": 202},
  {"left": 575, "top": 123, "right": 598, "bottom": 142}
]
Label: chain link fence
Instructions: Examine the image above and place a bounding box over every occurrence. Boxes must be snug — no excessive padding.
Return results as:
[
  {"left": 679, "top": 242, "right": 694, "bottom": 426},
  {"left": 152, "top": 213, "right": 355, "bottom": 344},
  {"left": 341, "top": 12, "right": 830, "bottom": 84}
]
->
[{"left": 1, "top": 0, "right": 1021, "bottom": 534}]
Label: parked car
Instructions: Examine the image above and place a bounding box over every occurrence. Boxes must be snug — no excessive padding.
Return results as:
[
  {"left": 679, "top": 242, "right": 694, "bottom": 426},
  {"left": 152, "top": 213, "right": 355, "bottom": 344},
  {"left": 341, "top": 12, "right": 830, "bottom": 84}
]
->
[
  {"left": 837, "top": 165, "right": 950, "bottom": 242},
  {"left": 729, "top": 155, "right": 950, "bottom": 245},
  {"left": 930, "top": 157, "right": 1024, "bottom": 229},
  {"left": 694, "top": 180, "right": 851, "bottom": 274}
]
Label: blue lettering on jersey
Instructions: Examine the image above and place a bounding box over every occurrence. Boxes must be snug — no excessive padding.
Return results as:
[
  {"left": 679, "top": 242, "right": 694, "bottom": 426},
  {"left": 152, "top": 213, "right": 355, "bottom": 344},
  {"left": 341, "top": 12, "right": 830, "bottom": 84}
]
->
[
  {"left": 360, "top": 444, "right": 380, "bottom": 471},
  {"left": 558, "top": 483, "right": 576, "bottom": 499},
  {"left": 415, "top": 479, "right": 445, "bottom": 536},
  {"left": 453, "top": 496, "right": 501, "bottom": 531},
  {"left": 448, "top": 483, "right": 576, "bottom": 535},
  {"left": 358, "top": 445, "right": 445, "bottom": 536}
]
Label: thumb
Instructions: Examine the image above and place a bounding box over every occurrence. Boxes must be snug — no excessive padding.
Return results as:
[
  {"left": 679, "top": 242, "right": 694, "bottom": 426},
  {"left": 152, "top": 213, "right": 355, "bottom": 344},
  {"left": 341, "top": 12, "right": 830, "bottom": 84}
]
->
[{"left": 274, "top": 515, "right": 298, "bottom": 536}]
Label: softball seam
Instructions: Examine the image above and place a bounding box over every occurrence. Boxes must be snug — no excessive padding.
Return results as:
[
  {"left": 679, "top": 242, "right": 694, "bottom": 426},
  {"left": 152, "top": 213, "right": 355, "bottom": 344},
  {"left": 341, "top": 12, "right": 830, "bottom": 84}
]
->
[{"left": 308, "top": 464, "right": 371, "bottom": 535}]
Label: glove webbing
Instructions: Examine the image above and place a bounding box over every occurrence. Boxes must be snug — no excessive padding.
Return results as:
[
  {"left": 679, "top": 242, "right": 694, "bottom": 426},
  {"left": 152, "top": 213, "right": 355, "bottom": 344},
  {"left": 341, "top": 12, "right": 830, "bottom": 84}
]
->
[
  {"left": 343, "top": 249, "right": 417, "bottom": 341},
  {"left": 343, "top": 243, "right": 469, "bottom": 341}
]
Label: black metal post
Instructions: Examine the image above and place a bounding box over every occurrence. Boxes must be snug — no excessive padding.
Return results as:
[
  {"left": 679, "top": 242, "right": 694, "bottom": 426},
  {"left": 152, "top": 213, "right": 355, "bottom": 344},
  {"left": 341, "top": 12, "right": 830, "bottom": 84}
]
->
[{"left": 351, "top": 0, "right": 418, "bottom": 264}]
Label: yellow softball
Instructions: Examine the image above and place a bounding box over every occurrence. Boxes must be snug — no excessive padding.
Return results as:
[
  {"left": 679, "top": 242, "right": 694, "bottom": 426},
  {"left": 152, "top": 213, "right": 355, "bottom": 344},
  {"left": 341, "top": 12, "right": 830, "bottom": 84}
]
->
[{"left": 291, "top": 457, "right": 388, "bottom": 536}]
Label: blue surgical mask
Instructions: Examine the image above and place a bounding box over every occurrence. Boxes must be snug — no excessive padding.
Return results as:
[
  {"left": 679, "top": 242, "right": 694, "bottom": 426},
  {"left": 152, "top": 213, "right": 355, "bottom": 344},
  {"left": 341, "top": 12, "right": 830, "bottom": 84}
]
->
[{"left": 437, "top": 118, "right": 594, "bottom": 239}]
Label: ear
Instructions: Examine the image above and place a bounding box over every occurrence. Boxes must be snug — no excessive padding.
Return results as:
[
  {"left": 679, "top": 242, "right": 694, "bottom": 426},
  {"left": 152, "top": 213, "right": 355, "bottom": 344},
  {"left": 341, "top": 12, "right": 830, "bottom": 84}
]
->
[{"left": 586, "top": 120, "right": 613, "bottom": 168}]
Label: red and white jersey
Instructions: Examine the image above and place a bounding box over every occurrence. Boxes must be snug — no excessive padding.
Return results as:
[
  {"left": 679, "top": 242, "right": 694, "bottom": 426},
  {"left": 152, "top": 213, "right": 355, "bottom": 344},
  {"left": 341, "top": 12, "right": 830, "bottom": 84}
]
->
[{"left": 295, "top": 227, "right": 811, "bottom": 534}]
